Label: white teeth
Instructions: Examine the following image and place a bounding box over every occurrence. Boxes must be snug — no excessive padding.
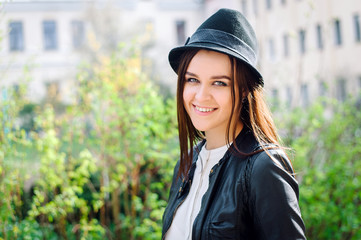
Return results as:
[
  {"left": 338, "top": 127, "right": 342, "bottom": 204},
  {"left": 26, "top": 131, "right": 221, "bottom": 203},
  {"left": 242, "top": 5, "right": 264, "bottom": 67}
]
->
[{"left": 195, "top": 106, "right": 215, "bottom": 112}]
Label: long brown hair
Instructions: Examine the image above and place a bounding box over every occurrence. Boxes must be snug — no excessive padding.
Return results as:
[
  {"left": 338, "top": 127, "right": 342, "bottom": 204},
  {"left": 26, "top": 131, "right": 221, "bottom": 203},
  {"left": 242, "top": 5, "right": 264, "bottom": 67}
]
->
[{"left": 176, "top": 49, "right": 281, "bottom": 178}]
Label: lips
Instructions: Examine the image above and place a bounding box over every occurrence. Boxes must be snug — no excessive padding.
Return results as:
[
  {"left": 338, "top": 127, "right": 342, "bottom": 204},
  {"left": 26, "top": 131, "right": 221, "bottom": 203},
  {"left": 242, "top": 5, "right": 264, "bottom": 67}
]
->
[{"left": 194, "top": 105, "right": 216, "bottom": 113}]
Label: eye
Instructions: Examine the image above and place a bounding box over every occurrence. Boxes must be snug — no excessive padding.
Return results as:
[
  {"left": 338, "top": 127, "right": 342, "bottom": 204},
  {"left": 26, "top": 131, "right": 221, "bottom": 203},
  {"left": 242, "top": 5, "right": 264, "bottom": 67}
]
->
[
  {"left": 213, "top": 81, "right": 228, "bottom": 87},
  {"left": 186, "top": 77, "right": 199, "bottom": 83}
]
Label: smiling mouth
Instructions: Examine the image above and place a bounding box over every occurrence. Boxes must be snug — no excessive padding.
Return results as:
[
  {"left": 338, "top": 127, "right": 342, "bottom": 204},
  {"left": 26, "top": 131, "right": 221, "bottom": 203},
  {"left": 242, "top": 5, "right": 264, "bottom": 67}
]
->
[{"left": 194, "top": 105, "right": 216, "bottom": 113}]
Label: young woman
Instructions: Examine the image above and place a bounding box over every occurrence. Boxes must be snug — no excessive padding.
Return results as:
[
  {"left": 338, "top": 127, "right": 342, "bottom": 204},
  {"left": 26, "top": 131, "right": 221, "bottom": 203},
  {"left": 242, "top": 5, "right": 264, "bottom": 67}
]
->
[{"left": 162, "top": 8, "right": 306, "bottom": 240}]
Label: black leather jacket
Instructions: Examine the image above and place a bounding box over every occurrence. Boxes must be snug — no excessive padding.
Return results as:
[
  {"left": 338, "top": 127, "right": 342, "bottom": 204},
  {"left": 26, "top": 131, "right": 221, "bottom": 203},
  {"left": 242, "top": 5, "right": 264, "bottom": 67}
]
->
[{"left": 162, "top": 127, "right": 306, "bottom": 239}]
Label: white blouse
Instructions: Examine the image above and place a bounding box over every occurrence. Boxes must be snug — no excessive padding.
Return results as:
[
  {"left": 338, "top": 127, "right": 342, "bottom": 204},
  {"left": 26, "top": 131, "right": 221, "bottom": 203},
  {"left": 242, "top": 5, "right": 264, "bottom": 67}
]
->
[{"left": 165, "top": 143, "right": 230, "bottom": 240}]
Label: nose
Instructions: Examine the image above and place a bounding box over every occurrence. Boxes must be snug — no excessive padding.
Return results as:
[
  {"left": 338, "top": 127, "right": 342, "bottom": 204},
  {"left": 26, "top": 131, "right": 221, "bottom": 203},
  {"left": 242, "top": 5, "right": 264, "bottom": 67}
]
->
[{"left": 195, "top": 84, "right": 211, "bottom": 102}]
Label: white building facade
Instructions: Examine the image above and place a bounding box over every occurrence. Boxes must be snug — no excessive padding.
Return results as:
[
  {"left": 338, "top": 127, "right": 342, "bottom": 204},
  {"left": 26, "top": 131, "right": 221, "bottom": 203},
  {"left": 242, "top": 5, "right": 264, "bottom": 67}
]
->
[
  {"left": 1, "top": 0, "right": 361, "bottom": 107},
  {"left": 205, "top": 0, "right": 361, "bottom": 107},
  {"left": 0, "top": 0, "right": 205, "bottom": 102}
]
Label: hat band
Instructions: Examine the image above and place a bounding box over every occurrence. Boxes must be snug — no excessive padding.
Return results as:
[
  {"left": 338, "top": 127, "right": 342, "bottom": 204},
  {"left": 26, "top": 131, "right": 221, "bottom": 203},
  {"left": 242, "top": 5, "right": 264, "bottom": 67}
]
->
[{"left": 187, "top": 29, "right": 257, "bottom": 65}]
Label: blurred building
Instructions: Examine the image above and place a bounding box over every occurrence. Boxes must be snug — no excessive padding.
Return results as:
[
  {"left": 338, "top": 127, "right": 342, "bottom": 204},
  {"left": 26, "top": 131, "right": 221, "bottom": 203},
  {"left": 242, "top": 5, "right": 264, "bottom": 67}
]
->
[
  {"left": 0, "top": 0, "right": 205, "bottom": 103},
  {"left": 205, "top": 0, "right": 361, "bottom": 107},
  {"left": 1, "top": 0, "right": 361, "bottom": 107}
]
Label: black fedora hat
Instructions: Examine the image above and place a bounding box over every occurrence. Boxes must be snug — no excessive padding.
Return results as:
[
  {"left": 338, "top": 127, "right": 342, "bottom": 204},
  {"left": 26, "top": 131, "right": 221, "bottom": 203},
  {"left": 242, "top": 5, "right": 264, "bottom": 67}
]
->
[{"left": 168, "top": 8, "right": 263, "bottom": 86}]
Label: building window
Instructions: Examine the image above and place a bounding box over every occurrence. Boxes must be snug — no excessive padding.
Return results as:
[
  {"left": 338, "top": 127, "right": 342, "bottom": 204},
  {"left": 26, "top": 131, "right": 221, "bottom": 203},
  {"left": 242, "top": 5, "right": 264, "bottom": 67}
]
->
[
  {"left": 319, "top": 80, "right": 327, "bottom": 97},
  {"left": 354, "top": 14, "right": 361, "bottom": 42},
  {"left": 334, "top": 19, "right": 342, "bottom": 46},
  {"left": 71, "top": 20, "right": 85, "bottom": 49},
  {"left": 299, "top": 29, "right": 306, "bottom": 54},
  {"left": 286, "top": 86, "right": 292, "bottom": 108},
  {"left": 176, "top": 20, "right": 186, "bottom": 45},
  {"left": 300, "top": 83, "right": 309, "bottom": 107},
  {"left": 268, "top": 38, "right": 275, "bottom": 60},
  {"left": 283, "top": 34, "right": 289, "bottom": 57},
  {"left": 266, "top": 0, "right": 272, "bottom": 10},
  {"left": 271, "top": 88, "right": 279, "bottom": 107},
  {"left": 9, "top": 21, "right": 24, "bottom": 51},
  {"left": 253, "top": 0, "right": 258, "bottom": 16},
  {"left": 43, "top": 20, "right": 57, "bottom": 50},
  {"left": 336, "top": 79, "right": 347, "bottom": 102},
  {"left": 242, "top": 0, "right": 248, "bottom": 16},
  {"left": 316, "top": 24, "right": 323, "bottom": 50}
]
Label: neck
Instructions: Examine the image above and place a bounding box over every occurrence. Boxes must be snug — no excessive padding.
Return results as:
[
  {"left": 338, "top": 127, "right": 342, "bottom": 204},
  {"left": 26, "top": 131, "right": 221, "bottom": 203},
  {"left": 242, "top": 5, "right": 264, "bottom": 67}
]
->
[{"left": 205, "top": 121, "right": 243, "bottom": 150}]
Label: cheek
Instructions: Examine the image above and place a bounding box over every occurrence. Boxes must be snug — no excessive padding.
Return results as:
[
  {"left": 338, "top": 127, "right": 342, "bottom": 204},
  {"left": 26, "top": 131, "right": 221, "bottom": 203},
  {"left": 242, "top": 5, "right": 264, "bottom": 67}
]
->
[
  {"left": 218, "top": 90, "right": 239, "bottom": 123},
  {"left": 182, "top": 85, "right": 193, "bottom": 106},
  {"left": 217, "top": 90, "right": 233, "bottom": 111}
]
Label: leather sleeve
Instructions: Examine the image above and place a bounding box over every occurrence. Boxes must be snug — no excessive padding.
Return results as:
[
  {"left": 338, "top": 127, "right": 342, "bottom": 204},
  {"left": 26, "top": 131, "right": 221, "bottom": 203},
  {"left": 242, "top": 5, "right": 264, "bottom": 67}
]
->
[
  {"left": 249, "top": 150, "right": 306, "bottom": 240},
  {"left": 168, "top": 160, "right": 181, "bottom": 196},
  {"left": 162, "top": 160, "right": 181, "bottom": 237}
]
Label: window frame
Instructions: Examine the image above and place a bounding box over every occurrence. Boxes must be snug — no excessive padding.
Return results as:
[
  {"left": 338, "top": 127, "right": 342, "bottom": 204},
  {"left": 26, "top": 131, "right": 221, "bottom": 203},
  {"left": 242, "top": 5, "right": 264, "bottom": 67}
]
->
[
  {"left": 316, "top": 24, "right": 323, "bottom": 50},
  {"left": 354, "top": 14, "right": 361, "bottom": 42},
  {"left": 300, "top": 83, "right": 309, "bottom": 107},
  {"left": 9, "top": 21, "right": 25, "bottom": 52},
  {"left": 43, "top": 20, "right": 58, "bottom": 50},
  {"left": 334, "top": 19, "right": 342, "bottom": 46},
  {"left": 299, "top": 29, "right": 306, "bottom": 54},
  {"left": 175, "top": 20, "right": 186, "bottom": 45},
  {"left": 283, "top": 33, "right": 289, "bottom": 57},
  {"left": 266, "top": 0, "right": 272, "bottom": 10}
]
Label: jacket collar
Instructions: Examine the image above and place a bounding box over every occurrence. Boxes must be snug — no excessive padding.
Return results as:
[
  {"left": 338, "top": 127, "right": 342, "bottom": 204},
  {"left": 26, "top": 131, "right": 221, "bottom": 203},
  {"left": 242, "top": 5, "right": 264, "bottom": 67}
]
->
[
  {"left": 232, "top": 126, "right": 260, "bottom": 154},
  {"left": 182, "top": 126, "right": 260, "bottom": 183},
  {"left": 193, "top": 126, "right": 259, "bottom": 164}
]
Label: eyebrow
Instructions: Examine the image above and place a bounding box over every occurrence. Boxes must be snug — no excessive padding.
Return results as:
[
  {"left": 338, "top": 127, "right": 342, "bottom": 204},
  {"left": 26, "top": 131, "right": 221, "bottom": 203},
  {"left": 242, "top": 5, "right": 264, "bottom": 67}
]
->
[{"left": 185, "top": 72, "right": 232, "bottom": 81}]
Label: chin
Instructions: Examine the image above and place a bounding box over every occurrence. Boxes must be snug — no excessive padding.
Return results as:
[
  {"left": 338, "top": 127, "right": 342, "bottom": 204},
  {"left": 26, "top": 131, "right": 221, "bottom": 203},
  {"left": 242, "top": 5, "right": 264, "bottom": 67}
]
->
[
  {"left": 194, "top": 126, "right": 207, "bottom": 132},
  {"left": 192, "top": 124, "right": 208, "bottom": 132}
]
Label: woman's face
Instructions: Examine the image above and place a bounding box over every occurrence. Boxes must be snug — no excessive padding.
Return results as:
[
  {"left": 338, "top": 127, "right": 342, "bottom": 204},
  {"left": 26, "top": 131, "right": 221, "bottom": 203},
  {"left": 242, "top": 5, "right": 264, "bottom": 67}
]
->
[{"left": 183, "top": 50, "right": 241, "bottom": 138}]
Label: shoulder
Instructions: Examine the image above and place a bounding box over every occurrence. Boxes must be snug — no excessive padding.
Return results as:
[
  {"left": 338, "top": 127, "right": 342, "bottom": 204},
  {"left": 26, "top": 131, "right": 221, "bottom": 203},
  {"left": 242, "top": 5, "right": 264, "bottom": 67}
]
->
[
  {"left": 247, "top": 149, "right": 306, "bottom": 239},
  {"left": 252, "top": 148, "right": 294, "bottom": 176},
  {"left": 249, "top": 148, "right": 299, "bottom": 200}
]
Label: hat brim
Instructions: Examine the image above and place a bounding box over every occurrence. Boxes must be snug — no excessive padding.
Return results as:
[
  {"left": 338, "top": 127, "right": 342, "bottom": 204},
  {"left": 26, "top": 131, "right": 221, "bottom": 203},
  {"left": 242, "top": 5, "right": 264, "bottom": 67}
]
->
[{"left": 168, "top": 42, "right": 263, "bottom": 86}]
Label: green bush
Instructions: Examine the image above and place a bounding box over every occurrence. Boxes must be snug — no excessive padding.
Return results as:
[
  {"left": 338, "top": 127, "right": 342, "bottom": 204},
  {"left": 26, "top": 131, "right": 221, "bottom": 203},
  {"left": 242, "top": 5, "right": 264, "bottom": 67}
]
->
[
  {"left": 1, "top": 40, "right": 360, "bottom": 239},
  {"left": 1, "top": 45, "right": 178, "bottom": 239},
  {"left": 276, "top": 97, "right": 361, "bottom": 239}
]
